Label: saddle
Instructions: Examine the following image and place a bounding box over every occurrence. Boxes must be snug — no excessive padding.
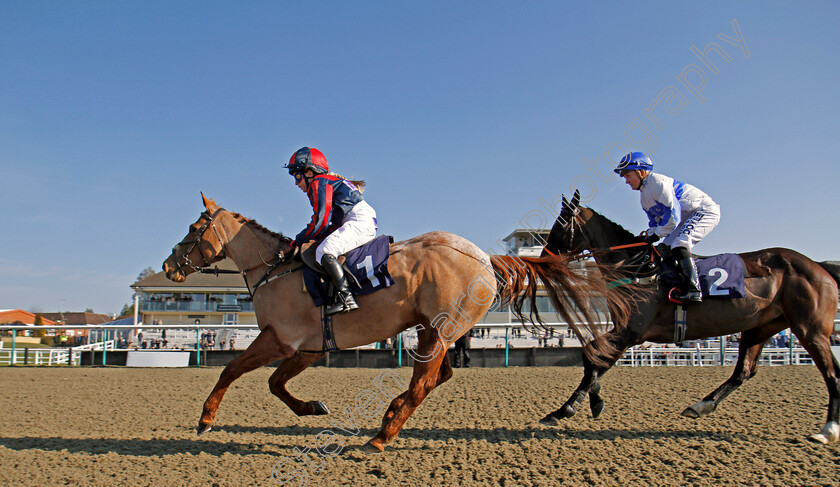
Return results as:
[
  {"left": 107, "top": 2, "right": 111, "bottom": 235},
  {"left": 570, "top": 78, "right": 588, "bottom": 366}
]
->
[
  {"left": 297, "top": 236, "right": 395, "bottom": 353},
  {"left": 639, "top": 245, "right": 747, "bottom": 345},
  {"left": 299, "top": 235, "right": 395, "bottom": 308},
  {"left": 654, "top": 245, "right": 747, "bottom": 302},
  {"left": 299, "top": 242, "right": 362, "bottom": 288}
]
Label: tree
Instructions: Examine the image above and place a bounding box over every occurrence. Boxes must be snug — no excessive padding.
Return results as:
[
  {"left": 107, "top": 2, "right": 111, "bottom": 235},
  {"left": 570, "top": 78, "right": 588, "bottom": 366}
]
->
[
  {"left": 33, "top": 314, "right": 46, "bottom": 337},
  {"left": 124, "top": 266, "right": 155, "bottom": 318},
  {"left": 135, "top": 266, "right": 156, "bottom": 284}
]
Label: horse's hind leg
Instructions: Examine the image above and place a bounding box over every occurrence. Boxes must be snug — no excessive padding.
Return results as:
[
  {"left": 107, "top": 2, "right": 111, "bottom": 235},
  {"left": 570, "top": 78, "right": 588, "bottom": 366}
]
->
[
  {"left": 791, "top": 323, "right": 840, "bottom": 444},
  {"left": 364, "top": 326, "right": 451, "bottom": 453},
  {"left": 682, "top": 324, "right": 779, "bottom": 419},
  {"left": 198, "top": 330, "right": 292, "bottom": 434},
  {"left": 268, "top": 351, "right": 329, "bottom": 416}
]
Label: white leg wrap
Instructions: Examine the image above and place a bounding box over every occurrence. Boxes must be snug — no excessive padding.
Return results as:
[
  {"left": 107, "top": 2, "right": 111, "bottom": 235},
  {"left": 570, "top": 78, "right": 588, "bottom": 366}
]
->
[{"left": 808, "top": 421, "right": 840, "bottom": 445}]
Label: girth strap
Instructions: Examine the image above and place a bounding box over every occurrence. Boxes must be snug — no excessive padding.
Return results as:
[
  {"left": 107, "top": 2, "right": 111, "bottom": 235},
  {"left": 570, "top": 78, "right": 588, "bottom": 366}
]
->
[
  {"left": 674, "top": 304, "right": 687, "bottom": 345},
  {"left": 321, "top": 306, "right": 339, "bottom": 352}
]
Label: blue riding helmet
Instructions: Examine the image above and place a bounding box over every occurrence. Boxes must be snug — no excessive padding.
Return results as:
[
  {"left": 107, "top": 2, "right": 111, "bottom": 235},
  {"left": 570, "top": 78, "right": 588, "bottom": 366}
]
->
[{"left": 614, "top": 152, "right": 654, "bottom": 174}]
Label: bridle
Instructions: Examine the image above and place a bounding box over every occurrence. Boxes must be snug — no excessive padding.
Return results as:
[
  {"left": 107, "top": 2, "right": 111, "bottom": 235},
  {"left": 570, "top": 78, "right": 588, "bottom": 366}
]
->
[
  {"left": 171, "top": 208, "right": 226, "bottom": 275},
  {"left": 171, "top": 208, "right": 301, "bottom": 297},
  {"left": 553, "top": 206, "right": 658, "bottom": 284}
]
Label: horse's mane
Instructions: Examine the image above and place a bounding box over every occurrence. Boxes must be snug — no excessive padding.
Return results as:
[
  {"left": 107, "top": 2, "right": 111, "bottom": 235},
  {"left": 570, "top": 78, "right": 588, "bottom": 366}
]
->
[
  {"left": 229, "top": 212, "right": 291, "bottom": 242},
  {"left": 587, "top": 210, "right": 639, "bottom": 245}
]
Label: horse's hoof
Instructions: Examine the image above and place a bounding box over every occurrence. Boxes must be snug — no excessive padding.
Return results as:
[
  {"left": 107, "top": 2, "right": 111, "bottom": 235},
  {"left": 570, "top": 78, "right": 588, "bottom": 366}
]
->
[
  {"left": 590, "top": 400, "right": 605, "bottom": 419},
  {"left": 808, "top": 433, "right": 831, "bottom": 445},
  {"left": 681, "top": 407, "right": 700, "bottom": 419},
  {"left": 361, "top": 441, "right": 384, "bottom": 454},
  {"left": 310, "top": 400, "right": 330, "bottom": 415},
  {"left": 559, "top": 404, "right": 577, "bottom": 418},
  {"left": 807, "top": 422, "right": 840, "bottom": 445},
  {"left": 539, "top": 407, "right": 574, "bottom": 426},
  {"left": 197, "top": 422, "right": 213, "bottom": 435},
  {"left": 682, "top": 400, "right": 714, "bottom": 419}
]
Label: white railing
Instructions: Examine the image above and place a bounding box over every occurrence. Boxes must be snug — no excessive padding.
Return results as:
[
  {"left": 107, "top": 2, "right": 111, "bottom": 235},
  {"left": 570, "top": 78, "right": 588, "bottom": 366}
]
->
[
  {"left": 72, "top": 340, "right": 116, "bottom": 351},
  {"left": 1, "top": 322, "right": 837, "bottom": 367},
  {"left": 616, "top": 346, "right": 815, "bottom": 367},
  {"left": 0, "top": 347, "right": 81, "bottom": 366}
]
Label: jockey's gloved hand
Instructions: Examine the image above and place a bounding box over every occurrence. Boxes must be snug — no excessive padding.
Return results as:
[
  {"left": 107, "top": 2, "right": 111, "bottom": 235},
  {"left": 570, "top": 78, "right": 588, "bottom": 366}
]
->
[{"left": 643, "top": 233, "right": 660, "bottom": 244}]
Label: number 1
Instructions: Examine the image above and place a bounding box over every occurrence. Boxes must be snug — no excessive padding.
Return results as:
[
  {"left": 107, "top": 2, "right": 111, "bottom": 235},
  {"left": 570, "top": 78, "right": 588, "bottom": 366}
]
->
[{"left": 357, "top": 255, "right": 380, "bottom": 287}]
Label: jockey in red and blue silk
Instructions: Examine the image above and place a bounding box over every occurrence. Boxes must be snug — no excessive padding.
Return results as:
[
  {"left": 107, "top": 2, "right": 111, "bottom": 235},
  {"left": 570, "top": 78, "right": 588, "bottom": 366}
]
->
[
  {"left": 615, "top": 152, "right": 720, "bottom": 302},
  {"left": 285, "top": 147, "right": 378, "bottom": 315}
]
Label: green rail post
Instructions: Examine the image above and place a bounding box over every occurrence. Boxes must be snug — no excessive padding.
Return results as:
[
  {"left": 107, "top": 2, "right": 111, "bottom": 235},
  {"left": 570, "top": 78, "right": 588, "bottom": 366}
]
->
[
  {"left": 397, "top": 333, "right": 403, "bottom": 367},
  {"left": 102, "top": 329, "right": 108, "bottom": 366},
  {"left": 504, "top": 326, "right": 510, "bottom": 367},
  {"left": 789, "top": 330, "right": 794, "bottom": 365},
  {"left": 720, "top": 335, "right": 725, "bottom": 366},
  {"left": 196, "top": 328, "right": 201, "bottom": 366}
]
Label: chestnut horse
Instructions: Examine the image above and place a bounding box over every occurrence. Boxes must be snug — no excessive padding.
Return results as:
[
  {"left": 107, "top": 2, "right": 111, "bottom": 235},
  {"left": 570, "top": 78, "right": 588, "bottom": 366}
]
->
[
  {"left": 538, "top": 191, "right": 840, "bottom": 444},
  {"left": 162, "top": 195, "right": 629, "bottom": 452}
]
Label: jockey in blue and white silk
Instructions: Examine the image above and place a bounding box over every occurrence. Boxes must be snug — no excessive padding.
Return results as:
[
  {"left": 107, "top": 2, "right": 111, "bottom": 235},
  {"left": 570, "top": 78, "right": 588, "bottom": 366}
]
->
[
  {"left": 639, "top": 172, "right": 720, "bottom": 251},
  {"left": 615, "top": 152, "right": 720, "bottom": 302}
]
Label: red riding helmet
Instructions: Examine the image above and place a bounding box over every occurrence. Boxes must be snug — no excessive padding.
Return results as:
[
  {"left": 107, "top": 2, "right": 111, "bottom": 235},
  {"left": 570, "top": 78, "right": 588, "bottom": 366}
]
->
[{"left": 285, "top": 147, "right": 329, "bottom": 175}]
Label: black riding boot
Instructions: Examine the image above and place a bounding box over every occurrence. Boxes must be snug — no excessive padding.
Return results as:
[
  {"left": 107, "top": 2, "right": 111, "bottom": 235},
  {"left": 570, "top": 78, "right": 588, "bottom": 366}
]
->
[
  {"left": 674, "top": 251, "right": 703, "bottom": 303},
  {"left": 321, "top": 254, "right": 359, "bottom": 315}
]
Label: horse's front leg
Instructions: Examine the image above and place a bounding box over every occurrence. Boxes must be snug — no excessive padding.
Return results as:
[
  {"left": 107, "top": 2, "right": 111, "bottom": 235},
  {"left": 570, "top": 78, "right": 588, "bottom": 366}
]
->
[
  {"left": 268, "top": 351, "right": 329, "bottom": 416},
  {"left": 539, "top": 355, "right": 600, "bottom": 425},
  {"left": 541, "top": 326, "right": 641, "bottom": 425},
  {"left": 198, "top": 329, "right": 292, "bottom": 434},
  {"left": 588, "top": 379, "right": 605, "bottom": 418}
]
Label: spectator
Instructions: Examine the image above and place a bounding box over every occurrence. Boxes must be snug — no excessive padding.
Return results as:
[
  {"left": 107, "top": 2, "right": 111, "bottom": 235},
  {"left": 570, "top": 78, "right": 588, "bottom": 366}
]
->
[
  {"left": 229, "top": 338, "right": 236, "bottom": 350},
  {"left": 453, "top": 330, "right": 472, "bottom": 368}
]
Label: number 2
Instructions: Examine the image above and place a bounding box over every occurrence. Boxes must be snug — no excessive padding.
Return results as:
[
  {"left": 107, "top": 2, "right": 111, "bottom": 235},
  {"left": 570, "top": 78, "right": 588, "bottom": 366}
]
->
[{"left": 708, "top": 267, "right": 729, "bottom": 296}]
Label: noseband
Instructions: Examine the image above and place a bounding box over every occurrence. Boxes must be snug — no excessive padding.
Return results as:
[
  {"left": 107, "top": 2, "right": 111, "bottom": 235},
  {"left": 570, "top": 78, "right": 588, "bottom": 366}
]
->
[{"left": 171, "top": 208, "right": 226, "bottom": 275}]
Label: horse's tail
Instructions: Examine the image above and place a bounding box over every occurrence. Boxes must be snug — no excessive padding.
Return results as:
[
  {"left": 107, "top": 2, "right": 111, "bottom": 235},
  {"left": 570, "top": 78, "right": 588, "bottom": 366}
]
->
[
  {"left": 489, "top": 254, "right": 639, "bottom": 367},
  {"left": 818, "top": 261, "right": 840, "bottom": 296}
]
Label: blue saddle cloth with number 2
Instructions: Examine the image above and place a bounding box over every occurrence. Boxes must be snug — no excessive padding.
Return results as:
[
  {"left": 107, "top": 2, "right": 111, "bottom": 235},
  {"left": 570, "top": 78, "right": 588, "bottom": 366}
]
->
[
  {"left": 303, "top": 235, "right": 394, "bottom": 307},
  {"left": 696, "top": 253, "right": 746, "bottom": 299}
]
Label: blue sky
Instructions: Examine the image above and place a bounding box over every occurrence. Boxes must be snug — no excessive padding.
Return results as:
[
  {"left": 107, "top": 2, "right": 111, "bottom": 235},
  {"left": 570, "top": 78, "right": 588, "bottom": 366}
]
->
[{"left": 2, "top": 1, "right": 838, "bottom": 315}]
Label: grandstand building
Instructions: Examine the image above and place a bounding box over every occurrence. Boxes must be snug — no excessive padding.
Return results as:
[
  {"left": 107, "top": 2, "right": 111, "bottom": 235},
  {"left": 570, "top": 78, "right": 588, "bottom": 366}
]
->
[{"left": 131, "top": 258, "right": 255, "bottom": 327}]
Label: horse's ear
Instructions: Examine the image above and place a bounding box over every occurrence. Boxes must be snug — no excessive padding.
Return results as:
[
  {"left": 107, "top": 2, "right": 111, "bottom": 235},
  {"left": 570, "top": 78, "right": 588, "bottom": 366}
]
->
[
  {"left": 570, "top": 189, "right": 580, "bottom": 208},
  {"left": 201, "top": 192, "right": 217, "bottom": 211}
]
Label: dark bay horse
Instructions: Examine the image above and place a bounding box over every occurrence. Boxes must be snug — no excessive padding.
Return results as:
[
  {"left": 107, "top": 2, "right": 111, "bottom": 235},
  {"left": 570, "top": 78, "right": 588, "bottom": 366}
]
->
[
  {"left": 538, "top": 191, "right": 840, "bottom": 444},
  {"left": 162, "top": 195, "right": 629, "bottom": 452}
]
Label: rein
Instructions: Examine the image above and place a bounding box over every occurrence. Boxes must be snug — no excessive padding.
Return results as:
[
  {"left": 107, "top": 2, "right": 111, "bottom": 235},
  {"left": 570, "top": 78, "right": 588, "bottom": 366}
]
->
[
  {"left": 559, "top": 210, "right": 659, "bottom": 288},
  {"left": 175, "top": 209, "right": 302, "bottom": 298}
]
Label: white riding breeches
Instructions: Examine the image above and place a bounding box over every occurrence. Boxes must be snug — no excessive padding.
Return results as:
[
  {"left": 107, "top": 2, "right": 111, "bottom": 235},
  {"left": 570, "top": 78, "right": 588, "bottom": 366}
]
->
[
  {"left": 663, "top": 202, "right": 721, "bottom": 251},
  {"left": 316, "top": 200, "right": 378, "bottom": 262}
]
